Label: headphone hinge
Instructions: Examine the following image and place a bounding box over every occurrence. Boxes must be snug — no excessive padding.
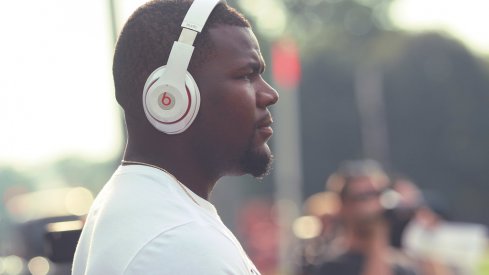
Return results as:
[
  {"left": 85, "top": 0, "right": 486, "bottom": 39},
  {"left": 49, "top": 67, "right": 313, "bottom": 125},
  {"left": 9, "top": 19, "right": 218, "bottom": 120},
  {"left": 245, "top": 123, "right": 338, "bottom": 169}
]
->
[{"left": 178, "top": 28, "right": 198, "bottom": 46}]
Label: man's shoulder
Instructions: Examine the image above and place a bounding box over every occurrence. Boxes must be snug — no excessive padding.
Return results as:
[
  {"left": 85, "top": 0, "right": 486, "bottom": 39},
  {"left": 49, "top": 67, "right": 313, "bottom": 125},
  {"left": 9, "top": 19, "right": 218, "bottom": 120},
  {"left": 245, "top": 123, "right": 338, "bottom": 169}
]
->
[
  {"left": 98, "top": 166, "right": 221, "bottom": 230},
  {"left": 84, "top": 167, "right": 210, "bottom": 248},
  {"left": 122, "top": 221, "right": 248, "bottom": 274},
  {"left": 94, "top": 166, "right": 198, "bottom": 223}
]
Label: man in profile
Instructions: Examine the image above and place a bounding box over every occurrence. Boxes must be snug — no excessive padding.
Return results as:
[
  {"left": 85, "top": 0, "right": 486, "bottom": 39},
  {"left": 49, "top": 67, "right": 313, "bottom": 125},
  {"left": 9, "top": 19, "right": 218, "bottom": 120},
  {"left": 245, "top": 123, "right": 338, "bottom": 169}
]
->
[{"left": 72, "top": 0, "right": 278, "bottom": 274}]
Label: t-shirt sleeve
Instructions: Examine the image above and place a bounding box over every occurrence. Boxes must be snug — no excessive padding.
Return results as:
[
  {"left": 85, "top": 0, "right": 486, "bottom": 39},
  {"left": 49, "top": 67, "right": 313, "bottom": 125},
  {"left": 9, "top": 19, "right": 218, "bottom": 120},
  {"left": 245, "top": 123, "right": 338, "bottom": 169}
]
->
[{"left": 122, "top": 222, "right": 247, "bottom": 275}]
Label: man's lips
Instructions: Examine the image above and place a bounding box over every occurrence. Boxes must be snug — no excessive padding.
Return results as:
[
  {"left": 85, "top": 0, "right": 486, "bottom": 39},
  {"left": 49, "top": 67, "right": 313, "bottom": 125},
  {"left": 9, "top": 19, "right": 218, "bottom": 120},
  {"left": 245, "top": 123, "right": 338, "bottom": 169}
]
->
[
  {"left": 257, "top": 116, "right": 273, "bottom": 138},
  {"left": 258, "top": 126, "right": 273, "bottom": 135}
]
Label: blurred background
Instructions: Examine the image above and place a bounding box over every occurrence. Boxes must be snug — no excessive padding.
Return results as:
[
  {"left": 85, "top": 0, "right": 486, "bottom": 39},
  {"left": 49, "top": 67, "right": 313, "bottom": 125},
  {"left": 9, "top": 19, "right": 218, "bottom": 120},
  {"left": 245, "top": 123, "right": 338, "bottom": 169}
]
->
[{"left": 1, "top": 0, "right": 489, "bottom": 274}]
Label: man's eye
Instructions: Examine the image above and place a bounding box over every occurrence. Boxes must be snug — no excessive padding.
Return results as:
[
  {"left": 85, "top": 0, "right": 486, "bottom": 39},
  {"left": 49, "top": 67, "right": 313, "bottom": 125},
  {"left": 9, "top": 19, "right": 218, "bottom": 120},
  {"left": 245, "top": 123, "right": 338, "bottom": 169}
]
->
[
  {"left": 238, "top": 74, "right": 252, "bottom": 81},
  {"left": 235, "top": 70, "right": 258, "bottom": 81}
]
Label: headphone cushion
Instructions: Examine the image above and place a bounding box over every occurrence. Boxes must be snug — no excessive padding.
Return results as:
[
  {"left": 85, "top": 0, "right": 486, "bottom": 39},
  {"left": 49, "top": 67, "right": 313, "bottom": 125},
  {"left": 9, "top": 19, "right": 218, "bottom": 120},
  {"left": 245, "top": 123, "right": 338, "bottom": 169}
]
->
[{"left": 142, "top": 66, "right": 201, "bottom": 134}]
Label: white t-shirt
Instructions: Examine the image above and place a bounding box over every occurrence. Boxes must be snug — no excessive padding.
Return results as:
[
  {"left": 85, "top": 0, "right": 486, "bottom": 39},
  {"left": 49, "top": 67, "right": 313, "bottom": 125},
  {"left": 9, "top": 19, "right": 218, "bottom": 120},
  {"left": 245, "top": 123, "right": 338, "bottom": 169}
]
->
[{"left": 72, "top": 165, "right": 260, "bottom": 275}]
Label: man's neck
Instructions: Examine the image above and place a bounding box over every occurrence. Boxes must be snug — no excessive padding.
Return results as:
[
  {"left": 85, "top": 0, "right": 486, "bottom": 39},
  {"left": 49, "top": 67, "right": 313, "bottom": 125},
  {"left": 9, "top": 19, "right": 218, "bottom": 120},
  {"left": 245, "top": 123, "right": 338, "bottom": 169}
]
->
[{"left": 123, "top": 146, "right": 218, "bottom": 200}]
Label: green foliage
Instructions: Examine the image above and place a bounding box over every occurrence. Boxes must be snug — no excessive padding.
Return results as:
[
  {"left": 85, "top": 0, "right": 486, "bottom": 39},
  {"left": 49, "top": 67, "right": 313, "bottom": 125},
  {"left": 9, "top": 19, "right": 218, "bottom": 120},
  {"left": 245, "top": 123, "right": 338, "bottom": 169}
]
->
[{"left": 285, "top": 0, "right": 394, "bottom": 56}]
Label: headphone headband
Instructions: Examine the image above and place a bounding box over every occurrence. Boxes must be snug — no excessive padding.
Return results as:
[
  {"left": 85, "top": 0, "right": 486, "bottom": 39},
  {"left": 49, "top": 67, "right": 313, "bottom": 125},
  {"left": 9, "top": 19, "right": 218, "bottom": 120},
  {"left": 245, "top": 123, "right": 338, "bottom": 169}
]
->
[
  {"left": 182, "top": 0, "right": 224, "bottom": 33},
  {"left": 165, "top": 0, "right": 224, "bottom": 86},
  {"left": 177, "top": 0, "right": 226, "bottom": 48}
]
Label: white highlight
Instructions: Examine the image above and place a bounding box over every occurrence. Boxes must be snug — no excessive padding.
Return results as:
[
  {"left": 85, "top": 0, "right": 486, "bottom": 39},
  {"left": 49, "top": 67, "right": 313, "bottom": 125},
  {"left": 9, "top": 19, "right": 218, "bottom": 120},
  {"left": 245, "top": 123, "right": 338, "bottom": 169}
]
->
[{"left": 390, "top": 0, "right": 489, "bottom": 55}]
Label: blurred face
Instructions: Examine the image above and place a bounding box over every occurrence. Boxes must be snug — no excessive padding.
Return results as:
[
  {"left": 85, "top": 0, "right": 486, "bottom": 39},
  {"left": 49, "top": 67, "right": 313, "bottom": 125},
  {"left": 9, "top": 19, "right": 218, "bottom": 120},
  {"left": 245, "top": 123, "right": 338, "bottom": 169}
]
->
[
  {"left": 191, "top": 25, "right": 279, "bottom": 178},
  {"left": 341, "top": 177, "right": 384, "bottom": 224}
]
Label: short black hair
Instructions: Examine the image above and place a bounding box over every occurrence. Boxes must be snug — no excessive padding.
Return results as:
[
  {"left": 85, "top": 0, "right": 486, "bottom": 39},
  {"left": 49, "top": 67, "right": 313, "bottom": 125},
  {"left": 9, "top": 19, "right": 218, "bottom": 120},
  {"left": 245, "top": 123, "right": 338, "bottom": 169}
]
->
[{"left": 113, "top": 0, "right": 250, "bottom": 119}]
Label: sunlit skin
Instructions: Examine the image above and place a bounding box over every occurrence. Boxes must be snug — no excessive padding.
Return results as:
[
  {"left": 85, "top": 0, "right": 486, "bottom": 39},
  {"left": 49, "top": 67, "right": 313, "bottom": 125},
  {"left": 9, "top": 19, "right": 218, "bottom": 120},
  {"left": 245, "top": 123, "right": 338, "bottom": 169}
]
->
[{"left": 123, "top": 25, "right": 279, "bottom": 200}]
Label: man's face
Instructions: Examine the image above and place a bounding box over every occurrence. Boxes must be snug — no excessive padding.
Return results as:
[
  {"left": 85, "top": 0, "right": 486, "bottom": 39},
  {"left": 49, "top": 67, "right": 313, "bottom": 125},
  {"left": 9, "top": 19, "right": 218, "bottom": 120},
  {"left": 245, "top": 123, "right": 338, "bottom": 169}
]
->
[{"left": 191, "top": 25, "right": 279, "bottom": 178}]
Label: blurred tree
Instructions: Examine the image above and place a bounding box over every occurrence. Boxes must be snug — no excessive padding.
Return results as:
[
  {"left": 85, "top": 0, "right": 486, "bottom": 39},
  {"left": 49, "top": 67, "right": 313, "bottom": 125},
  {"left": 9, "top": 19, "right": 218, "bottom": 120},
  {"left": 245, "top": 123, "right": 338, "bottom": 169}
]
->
[
  {"left": 239, "top": 0, "right": 396, "bottom": 59},
  {"left": 384, "top": 33, "right": 489, "bottom": 223},
  {"left": 285, "top": 0, "right": 394, "bottom": 57},
  {"left": 236, "top": 0, "right": 396, "bottom": 61}
]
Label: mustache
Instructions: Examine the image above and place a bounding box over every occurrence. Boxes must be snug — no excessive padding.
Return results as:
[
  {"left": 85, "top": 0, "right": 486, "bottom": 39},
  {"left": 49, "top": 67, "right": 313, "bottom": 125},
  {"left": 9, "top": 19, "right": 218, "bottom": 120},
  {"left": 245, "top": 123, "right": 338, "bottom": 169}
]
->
[{"left": 255, "top": 112, "right": 273, "bottom": 128}]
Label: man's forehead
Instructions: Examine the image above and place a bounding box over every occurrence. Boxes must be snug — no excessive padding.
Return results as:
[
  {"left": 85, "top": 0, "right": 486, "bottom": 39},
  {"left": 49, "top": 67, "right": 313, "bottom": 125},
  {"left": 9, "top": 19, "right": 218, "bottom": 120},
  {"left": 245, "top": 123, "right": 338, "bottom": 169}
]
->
[{"left": 208, "top": 25, "right": 262, "bottom": 61}]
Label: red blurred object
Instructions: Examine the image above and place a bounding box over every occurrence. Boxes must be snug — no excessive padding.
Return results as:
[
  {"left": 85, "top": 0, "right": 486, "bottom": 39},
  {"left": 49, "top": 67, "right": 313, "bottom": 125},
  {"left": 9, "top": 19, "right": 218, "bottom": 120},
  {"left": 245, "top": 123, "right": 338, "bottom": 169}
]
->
[
  {"left": 272, "top": 38, "right": 301, "bottom": 89},
  {"left": 238, "top": 199, "right": 279, "bottom": 275}
]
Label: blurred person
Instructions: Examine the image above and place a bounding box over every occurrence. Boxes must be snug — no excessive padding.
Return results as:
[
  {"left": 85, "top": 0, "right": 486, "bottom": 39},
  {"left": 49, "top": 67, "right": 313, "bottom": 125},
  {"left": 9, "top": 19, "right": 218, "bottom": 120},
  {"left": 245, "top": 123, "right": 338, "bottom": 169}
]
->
[
  {"left": 72, "top": 0, "right": 278, "bottom": 274},
  {"left": 315, "top": 160, "right": 417, "bottom": 275}
]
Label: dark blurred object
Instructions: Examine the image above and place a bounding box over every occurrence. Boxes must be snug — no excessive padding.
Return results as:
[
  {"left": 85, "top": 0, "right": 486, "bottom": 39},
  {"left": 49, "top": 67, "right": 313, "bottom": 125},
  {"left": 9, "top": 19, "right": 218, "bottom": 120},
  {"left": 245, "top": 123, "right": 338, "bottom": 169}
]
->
[
  {"left": 385, "top": 206, "right": 416, "bottom": 248},
  {"left": 384, "top": 178, "right": 423, "bottom": 249},
  {"left": 44, "top": 220, "right": 83, "bottom": 263},
  {"left": 11, "top": 215, "right": 80, "bottom": 259}
]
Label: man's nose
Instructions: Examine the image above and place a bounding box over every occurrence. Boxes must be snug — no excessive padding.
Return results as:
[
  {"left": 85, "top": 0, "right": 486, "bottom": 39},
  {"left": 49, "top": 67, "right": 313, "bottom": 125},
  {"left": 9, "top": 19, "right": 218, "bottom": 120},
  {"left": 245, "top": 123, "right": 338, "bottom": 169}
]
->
[{"left": 257, "top": 80, "right": 279, "bottom": 108}]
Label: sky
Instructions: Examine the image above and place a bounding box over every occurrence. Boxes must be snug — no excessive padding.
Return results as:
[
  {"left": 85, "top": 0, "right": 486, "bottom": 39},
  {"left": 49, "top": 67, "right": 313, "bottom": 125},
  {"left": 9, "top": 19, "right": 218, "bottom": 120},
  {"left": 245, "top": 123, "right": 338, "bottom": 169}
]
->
[
  {"left": 0, "top": 0, "right": 121, "bottom": 167},
  {"left": 1, "top": 0, "right": 488, "bottom": 168},
  {"left": 390, "top": 0, "right": 489, "bottom": 55}
]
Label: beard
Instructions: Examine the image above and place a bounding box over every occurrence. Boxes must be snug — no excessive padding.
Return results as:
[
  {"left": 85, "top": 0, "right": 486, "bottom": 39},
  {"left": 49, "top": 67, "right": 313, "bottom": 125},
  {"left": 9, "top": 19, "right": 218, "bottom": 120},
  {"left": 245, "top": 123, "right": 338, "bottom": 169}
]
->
[{"left": 239, "top": 139, "right": 274, "bottom": 178}]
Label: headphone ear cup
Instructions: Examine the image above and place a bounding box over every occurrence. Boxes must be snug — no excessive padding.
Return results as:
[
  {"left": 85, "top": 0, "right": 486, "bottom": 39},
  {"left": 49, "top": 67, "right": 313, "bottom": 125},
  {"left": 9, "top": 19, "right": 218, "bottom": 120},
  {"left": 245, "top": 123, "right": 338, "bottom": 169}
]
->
[{"left": 143, "top": 66, "right": 201, "bottom": 134}]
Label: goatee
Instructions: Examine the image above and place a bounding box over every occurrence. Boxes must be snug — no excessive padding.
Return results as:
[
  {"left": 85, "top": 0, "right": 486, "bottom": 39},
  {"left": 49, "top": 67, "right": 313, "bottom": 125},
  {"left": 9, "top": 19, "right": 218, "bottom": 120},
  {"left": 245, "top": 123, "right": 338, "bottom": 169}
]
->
[{"left": 239, "top": 145, "right": 273, "bottom": 178}]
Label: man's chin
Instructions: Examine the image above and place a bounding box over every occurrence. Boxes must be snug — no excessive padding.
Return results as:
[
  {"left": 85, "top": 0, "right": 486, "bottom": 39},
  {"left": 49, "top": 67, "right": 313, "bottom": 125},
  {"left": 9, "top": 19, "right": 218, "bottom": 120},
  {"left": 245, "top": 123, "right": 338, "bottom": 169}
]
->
[{"left": 240, "top": 144, "right": 273, "bottom": 179}]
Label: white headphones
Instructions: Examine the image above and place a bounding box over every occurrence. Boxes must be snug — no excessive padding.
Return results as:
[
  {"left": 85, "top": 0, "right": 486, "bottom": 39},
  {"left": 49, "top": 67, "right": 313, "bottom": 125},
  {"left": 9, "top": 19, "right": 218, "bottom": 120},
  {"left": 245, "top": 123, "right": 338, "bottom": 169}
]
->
[{"left": 142, "top": 0, "right": 223, "bottom": 134}]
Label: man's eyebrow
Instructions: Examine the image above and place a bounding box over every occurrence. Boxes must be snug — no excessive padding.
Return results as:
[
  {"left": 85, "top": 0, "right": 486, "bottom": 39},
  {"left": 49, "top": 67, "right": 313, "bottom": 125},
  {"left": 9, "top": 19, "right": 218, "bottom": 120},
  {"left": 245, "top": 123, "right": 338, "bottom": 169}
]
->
[{"left": 234, "top": 60, "right": 265, "bottom": 74}]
